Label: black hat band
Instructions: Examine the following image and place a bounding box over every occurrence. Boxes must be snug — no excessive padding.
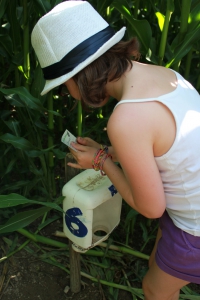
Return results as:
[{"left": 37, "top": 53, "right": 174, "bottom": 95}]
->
[{"left": 42, "top": 26, "right": 115, "bottom": 80}]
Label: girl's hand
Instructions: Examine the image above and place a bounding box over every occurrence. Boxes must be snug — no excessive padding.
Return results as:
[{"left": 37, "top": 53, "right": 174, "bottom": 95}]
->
[
  {"left": 68, "top": 142, "right": 96, "bottom": 170},
  {"left": 76, "top": 136, "right": 118, "bottom": 162},
  {"left": 76, "top": 136, "right": 101, "bottom": 149}
]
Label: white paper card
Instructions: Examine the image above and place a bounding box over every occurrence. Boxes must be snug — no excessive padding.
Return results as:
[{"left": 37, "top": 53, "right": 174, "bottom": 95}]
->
[{"left": 61, "top": 129, "right": 78, "bottom": 151}]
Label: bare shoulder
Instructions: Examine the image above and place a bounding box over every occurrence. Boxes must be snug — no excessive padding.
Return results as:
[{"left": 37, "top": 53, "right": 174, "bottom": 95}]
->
[
  {"left": 108, "top": 99, "right": 176, "bottom": 158},
  {"left": 108, "top": 101, "right": 157, "bottom": 142},
  {"left": 107, "top": 101, "right": 157, "bottom": 171}
]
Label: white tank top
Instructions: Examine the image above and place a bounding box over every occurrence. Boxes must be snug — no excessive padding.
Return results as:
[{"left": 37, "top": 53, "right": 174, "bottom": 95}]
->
[{"left": 115, "top": 71, "right": 200, "bottom": 236}]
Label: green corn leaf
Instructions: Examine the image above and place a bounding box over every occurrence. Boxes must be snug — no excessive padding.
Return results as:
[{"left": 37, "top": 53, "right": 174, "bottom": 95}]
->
[
  {"left": 4, "top": 93, "right": 25, "bottom": 107},
  {"left": 97, "top": 0, "right": 113, "bottom": 16},
  {"left": 112, "top": 0, "right": 152, "bottom": 54},
  {"left": 170, "top": 1, "right": 200, "bottom": 51},
  {"left": 139, "top": 222, "right": 148, "bottom": 241},
  {"left": 34, "top": 120, "right": 48, "bottom": 131},
  {"left": 33, "top": 0, "right": 51, "bottom": 15},
  {"left": 3, "top": 120, "right": 21, "bottom": 136},
  {"left": 0, "top": 206, "right": 51, "bottom": 234},
  {"left": 52, "top": 148, "right": 66, "bottom": 159},
  {"left": 179, "top": 296, "right": 200, "bottom": 299},
  {"left": 2, "top": 237, "right": 13, "bottom": 247},
  {"left": 47, "top": 110, "right": 62, "bottom": 117},
  {"left": 1, "top": 158, "right": 17, "bottom": 177},
  {"left": 24, "top": 145, "right": 57, "bottom": 158},
  {"left": 4, "top": 235, "right": 18, "bottom": 255},
  {"left": 24, "top": 149, "right": 44, "bottom": 158},
  {"left": 0, "top": 34, "right": 13, "bottom": 57},
  {"left": 188, "top": 1, "right": 200, "bottom": 31},
  {"left": 28, "top": 164, "right": 43, "bottom": 176},
  {"left": 22, "top": 177, "right": 43, "bottom": 195},
  {"left": 0, "top": 193, "right": 63, "bottom": 212},
  {"left": 0, "top": 181, "right": 29, "bottom": 194},
  {"left": 0, "top": 87, "right": 45, "bottom": 111},
  {"left": 113, "top": 288, "right": 119, "bottom": 300},
  {"left": 89, "top": 265, "right": 99, "bottom": 278},
  {"left": 10, "top": 148, "right": 54, "bottom": 161},
  {"left": 37, "top": 215, "right": 60, "bottom": 231},
  {"left": 181, "top": 286, "right": 200, "bottom": 296},
  {"left": 0, "top": 133, "right": 35, "bottom": 150},
  {"left": 166, "top": 24, "right": 200, "bottom": 67},
  {"left": 126, "top": 208, "right": 139, "bottom": 222}
]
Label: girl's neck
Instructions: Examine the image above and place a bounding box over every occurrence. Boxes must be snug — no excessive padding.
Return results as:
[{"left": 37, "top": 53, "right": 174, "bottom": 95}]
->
[{"left": 106, "top": 61, "right": 139, "bottom": 101}]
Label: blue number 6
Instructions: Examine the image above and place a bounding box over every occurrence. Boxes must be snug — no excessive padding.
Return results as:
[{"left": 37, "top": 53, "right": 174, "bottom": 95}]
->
[{"left": 65, "top": 207, "right": 88, "bottom": 238}]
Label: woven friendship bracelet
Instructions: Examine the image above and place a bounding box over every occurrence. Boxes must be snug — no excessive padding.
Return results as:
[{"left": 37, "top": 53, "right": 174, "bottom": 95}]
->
[
  {"left": 92, "top": 148, "right": 112, "bottom": 176},
  {"left": 100, "top": 144, "right": 109, "bottom": 153},
  {"left": 99, "top": 153, "right": 112, "bottom": 176},
  {"left": 92, "top": 149, "right": 104, "bottom": 171}
]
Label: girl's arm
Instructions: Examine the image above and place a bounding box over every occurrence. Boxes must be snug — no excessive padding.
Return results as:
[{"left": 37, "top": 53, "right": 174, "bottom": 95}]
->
[
  {"left": 105, "top": 102, "right": 166, "bottom": 218},
  {"left": 69, "top": 103, "right": 166, "bottom": 219}
]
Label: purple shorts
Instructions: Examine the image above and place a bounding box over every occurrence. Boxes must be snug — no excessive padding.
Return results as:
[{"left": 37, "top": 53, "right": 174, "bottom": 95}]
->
[{"left": 155, "top": 211, "right": 200, "bottom": 284}]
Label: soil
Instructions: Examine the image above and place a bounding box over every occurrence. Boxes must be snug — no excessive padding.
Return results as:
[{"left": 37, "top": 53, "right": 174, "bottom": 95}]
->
[{"left": 0, "top": 214, "right": 200, "bottom": 300}]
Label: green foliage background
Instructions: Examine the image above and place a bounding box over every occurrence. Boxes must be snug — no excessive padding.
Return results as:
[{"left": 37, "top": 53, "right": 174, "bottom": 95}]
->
[{"left": 0, "top": 0, "right": 200, "bottom": 236}]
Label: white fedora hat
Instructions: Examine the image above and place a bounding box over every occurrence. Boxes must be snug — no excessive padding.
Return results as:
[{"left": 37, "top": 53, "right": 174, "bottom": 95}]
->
[{"left": 31, "top": 1, "right": 126, "bottom": 95}]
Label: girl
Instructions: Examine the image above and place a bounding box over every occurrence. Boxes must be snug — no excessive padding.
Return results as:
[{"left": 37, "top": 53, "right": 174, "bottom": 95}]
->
[{"left": 31, "top": 2, "right": 200, "bottom": 299}]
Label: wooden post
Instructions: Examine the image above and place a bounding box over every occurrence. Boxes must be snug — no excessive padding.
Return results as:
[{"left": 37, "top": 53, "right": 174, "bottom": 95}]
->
[{"left": 65, "top": 153, "right": 81, "bottom": 293}]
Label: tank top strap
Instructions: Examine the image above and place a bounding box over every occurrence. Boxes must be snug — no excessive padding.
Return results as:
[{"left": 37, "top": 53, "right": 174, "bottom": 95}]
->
[
  {"left": 114, "top": 98, "right": 156, "bottom": 110},
  {"left": 114, "top": 69, "right": 181, "bottom": 110}
]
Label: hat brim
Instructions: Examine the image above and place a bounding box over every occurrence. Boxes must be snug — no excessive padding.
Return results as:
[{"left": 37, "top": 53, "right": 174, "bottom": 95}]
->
[{"left": 41, "top": 27, "right": 126, "bottom": 95}]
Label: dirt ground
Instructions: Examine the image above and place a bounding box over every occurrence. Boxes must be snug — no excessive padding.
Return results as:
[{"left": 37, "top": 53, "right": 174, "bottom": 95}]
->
[
  {"left": 0, "top": 218, "right": 137, "bottom": 300},
  {"left": 0, "top": 256, "right": 133, "bottom": 300},
  {"left": 0, "top": 251, "right": 104, "bottom": 300},
  {"left": 1, "top": 216, "right": 200, "bottom": 300}
]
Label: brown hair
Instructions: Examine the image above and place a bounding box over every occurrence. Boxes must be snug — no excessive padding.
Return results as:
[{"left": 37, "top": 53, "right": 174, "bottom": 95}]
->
[{"left": 73, "top": 37, "right": 140, "bottom": 108}]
